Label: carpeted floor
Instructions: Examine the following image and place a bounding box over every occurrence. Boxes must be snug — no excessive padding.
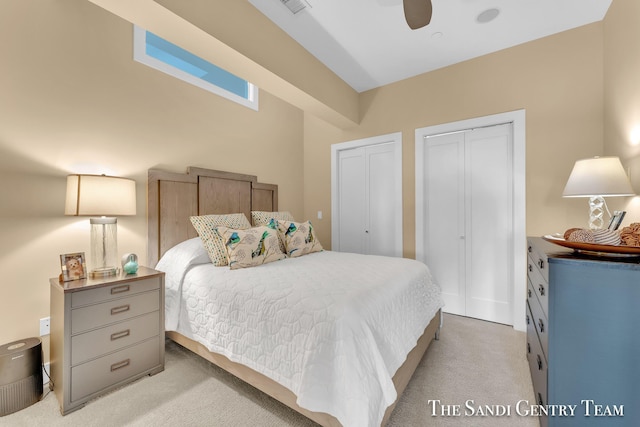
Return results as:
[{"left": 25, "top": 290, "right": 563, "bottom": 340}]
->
[{"left": 3, "top": 314, "right": 540, "bottom": 426}]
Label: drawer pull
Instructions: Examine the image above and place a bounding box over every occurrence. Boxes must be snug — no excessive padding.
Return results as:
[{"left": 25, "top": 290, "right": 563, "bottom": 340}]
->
[
  {"left": 527, "top": 342, "right": 531, "bottom": 354},
  {"left": 528, "top": 264, "right": 533, "bottom": 272},
  {"left": 538, "top": 284, "right": 545, "bottom": 296},
  {"left": 110, "top": 359, "right": 130, "bottom": 372},
  {"left": 110, "top": 304, "right": 130, "bottom": 315},
  {"left": 526, "top": 314, "right": 530, "bottom": 325},
  {"left": 528, "top": 245, "right": 532, "bottom": 253},
  {"left": 528, "top": 289, "right": 532, "bottom": 298},
  {"left": 110, "top": 329, "right": 131, "bottom": 341},
  {"left": 537, "top": 258, "right": 544, "bottom": 270},
  {"left": 111, "top": 285, "right": 130, "bottom": 295},
  {"left": 537, "top": 318, "right": 545, "bottom": 333},
  {"left": 537, "top": 354, "right": 543, "bottom": 370}
]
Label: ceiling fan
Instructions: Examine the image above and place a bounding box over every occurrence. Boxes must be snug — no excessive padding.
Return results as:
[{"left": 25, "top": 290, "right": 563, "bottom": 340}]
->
[{"left": 403, "top": 0, "right": 433, "bottom": 29}]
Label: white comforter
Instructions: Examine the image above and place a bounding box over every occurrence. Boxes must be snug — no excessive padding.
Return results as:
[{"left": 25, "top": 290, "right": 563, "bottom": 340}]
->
[{"left": 157, "top": 238, "right": 443, "bottom": 427}]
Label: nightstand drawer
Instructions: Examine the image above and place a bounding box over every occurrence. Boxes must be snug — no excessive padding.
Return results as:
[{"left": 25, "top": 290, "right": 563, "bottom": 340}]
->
[
  {"left": 71, "top": 277, "right": 160, "bottom": 308},
  {"left": 70, "top": 336, "right": 160, "bottom": 402},
  {"left": 71, "top": 312, "right": 160, "bottom": 365},
  {"left": 71, "top": 291, "right": 159, "bottom": 335}
]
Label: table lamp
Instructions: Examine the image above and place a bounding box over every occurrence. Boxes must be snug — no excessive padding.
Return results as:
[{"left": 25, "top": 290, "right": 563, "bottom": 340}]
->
[
  {"left": 65, "top": 174, "right": 136, "bottom": 278},
  {"left": 562, "top": 156, "right": 635, "bottom": 230}
]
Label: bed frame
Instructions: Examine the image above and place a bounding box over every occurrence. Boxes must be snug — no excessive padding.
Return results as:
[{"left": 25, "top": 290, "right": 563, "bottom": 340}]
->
[{"left": 148, "top": 166, "right": 441, "bottom": 426}]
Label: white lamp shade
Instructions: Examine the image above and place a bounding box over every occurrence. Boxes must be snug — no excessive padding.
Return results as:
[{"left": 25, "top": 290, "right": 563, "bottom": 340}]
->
[
  {"left": 562, "top": 157, "right": 635, "bottom": 198},
  {"left": 65, "top": 174, "right": 137, "bottom": 216}
]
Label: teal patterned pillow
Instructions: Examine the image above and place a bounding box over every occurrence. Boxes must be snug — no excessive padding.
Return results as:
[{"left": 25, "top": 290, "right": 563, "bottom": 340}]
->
[
  {"left": 252, "top": 211, "right": 295, "bottom": 253},
  {"left": 190, "top": 213, "right": 252, "bottom": 266},
  {"left": 277, "top": 220, "right": 323, "bottom": 258},
  {"left": 216, "top": 226, "right": 285, "bottom": 269}
]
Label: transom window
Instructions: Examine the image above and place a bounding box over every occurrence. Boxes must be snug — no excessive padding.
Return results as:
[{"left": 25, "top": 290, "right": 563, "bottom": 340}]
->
[{"left": 133, "top": 26, "right": 258, "bottom": 110}]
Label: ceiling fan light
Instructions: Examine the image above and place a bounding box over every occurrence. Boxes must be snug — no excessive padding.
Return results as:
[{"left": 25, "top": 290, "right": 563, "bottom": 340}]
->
[{"left": 477, "top": 8, "right": 500, "bottom": 24}]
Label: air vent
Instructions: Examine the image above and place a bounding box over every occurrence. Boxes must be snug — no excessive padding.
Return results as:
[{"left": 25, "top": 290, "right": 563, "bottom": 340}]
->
[{"left": 280, "top": 0, "right": 310, "bottom": 15}]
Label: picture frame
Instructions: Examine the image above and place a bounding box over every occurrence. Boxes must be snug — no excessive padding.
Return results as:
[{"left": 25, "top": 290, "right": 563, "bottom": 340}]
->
[
  {"left": 608, "top": 210, "right": 626, "bottom": 231},
  {"left": 60, "top": 252, "right": 87, "bottom": 282}
]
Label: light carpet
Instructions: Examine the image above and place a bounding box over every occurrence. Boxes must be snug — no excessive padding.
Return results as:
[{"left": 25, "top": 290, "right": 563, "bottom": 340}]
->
[{"left": 3, "top": 314, "right": 539, "bottom": 426}]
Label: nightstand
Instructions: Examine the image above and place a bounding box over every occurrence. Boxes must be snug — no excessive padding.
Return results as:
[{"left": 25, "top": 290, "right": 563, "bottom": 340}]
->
[{"left": 49, "top": 266, "right": 165, "bottom": 415}]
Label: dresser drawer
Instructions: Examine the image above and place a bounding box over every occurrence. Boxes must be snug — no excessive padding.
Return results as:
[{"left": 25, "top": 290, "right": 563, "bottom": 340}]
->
[
  {"left": 71, "top": 277, "right": 160, "bottom": 308},
  {"left": 527, "top": 240, "right": 549, "bottom": 283},
  {"left": 71, "top": 291, "right": 160, "bottom": 335},
  {"left": 527, "top": 254, "right": 549, "bottom": 317},
  {"left": 71, "top": 312, "right": 160, "bottom": 365},
  {"left": 526, "top": 302, "right": 548, "bottom": 408},
  {"left": 70, "top": 337, "right": 160, "bottom": 402},
  {"left": 528, "top": 281, "right": 548, "bottom": 361}
]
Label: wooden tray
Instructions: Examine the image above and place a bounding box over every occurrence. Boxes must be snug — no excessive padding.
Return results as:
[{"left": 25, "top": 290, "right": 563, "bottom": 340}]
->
[{"left": 543, "top": 235, "right": 640, "bottom": 257}]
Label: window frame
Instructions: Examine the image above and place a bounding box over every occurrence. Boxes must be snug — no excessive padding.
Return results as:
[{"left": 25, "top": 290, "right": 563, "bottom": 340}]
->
[{"left": 133, "top": 25, "right": 258, "bottom": 111}]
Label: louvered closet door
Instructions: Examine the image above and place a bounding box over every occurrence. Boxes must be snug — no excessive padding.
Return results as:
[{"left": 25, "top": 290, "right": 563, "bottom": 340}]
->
[{"left": 424, "top": 123, "right": 513, "bottom": 325}]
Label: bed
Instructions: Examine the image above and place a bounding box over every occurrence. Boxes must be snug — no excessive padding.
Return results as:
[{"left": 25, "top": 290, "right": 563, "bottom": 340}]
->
[{"left": 148, "top": 167, "right": 443, "bottom": 427}]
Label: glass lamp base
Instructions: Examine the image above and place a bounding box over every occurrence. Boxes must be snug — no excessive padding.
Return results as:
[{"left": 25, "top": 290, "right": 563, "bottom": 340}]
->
[
  {"left": 588, "top": 196, "right": 605, "bottom": 230},
  {"left": 90, "top": 217, "right": 119, "bottom": 276}
]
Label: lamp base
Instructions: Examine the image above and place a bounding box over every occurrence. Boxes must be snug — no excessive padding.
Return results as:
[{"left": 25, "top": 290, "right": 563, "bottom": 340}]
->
[
  {"left": 89, "top": 217, "right": 119, "bottom": 277},
  {"left": 89, "top": 267, "right": 119, "bottom": 279},
  {"left": 588, "top": 196, "right": 606, "bottom": 230}
]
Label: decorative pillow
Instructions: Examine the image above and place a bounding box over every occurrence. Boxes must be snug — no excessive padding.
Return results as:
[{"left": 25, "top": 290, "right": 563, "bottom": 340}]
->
[
  {"left": 252, "top": 211, "right": 295, "bottom": 253},
  {"left": 277, "top": 220, "right": 323, "bottom": 258},
  {"left": 216, "top": 226, "right": 285, "bottom": 270},
  {"left": 251, "top": 211, "right": 295, "bottom": 226},
  {"left": 190, "top": 213, "right": 252, "bottom": 266}
]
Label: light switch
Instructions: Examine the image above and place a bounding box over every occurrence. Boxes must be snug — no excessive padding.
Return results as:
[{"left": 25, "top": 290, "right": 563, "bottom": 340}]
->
[{"left": 317, "top": 211, "right": 323, "bottom": 220}]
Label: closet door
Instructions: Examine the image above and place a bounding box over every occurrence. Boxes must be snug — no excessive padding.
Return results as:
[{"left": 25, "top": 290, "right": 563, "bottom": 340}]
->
[
  {"left": 334, "top": 141, "right": 399, "bottom": 256},
  {"left": 365, "top": 143, "right": 397, "bottom": 256},
  {"left": 424, "top": 123, "right": 513, "bottom": 325},
  {"left": 424, "top": 132, "right": 466, "bottom": 316},
  {"left": 336, "top": 147, "right": 366, "bottom": 254},
  {"left": 464, "top": 125, "right": 513, "bottom": 324}
]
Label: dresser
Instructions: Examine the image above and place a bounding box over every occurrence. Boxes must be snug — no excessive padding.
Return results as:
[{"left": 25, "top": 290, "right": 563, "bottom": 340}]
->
[
  {"left": 50, "top": 267, "right": 165, "bottom": 415},
  {"left": 526, "top": 237, "right": 639, "bottom": 426}
]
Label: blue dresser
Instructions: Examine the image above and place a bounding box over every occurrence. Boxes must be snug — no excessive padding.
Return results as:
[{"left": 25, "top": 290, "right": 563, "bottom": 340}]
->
[{"left": 526, "top": 237, "right": 639, "bottom": 427}]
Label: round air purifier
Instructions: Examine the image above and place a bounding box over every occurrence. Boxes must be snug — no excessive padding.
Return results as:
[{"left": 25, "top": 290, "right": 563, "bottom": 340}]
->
[{"left": 0, "top": 337, "right": 43, "bottom": 416}]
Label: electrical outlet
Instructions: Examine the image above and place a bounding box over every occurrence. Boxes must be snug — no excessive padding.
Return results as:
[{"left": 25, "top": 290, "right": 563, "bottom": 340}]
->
[{"left": 40, "top": 317, "right": 50, "bottom": 336}]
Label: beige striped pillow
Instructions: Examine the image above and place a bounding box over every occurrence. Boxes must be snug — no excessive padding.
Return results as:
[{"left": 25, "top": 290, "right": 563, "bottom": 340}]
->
[{"left": 190, "top": 213, "right": 251, "bottom": 266}]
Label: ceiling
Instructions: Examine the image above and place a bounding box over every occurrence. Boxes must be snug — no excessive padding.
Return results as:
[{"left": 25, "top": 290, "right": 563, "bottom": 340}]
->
[{"left": 249, "top": 0, "right": 612, "bottom": 92}]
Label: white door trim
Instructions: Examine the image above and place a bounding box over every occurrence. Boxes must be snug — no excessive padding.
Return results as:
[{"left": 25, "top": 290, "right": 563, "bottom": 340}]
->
[
  {"left": 415, "top": 110, "right": 526, "bottom": 331},
  {"left": 331, "top": 132, "right": 403, "bottom": 256}
]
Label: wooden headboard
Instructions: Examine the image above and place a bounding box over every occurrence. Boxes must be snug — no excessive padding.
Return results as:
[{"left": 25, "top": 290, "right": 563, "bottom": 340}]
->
[{"left": 147, "top": 167, "right": 278, "bottom": 266}]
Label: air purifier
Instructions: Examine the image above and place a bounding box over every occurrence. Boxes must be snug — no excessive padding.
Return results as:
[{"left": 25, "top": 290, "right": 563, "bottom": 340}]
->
[{"left": 0, "top": 337, "right": 43, "bottom": 416}]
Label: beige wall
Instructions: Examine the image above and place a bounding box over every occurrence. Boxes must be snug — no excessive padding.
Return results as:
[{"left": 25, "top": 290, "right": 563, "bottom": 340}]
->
[
  {"left": 0, "top": 1, "right": 304, "bottom": 351},
  {"left": 305, "top": 23, "right": 605, "bottom": 257},
  {"left": 603, "top": 0, "right": 640, "bottom": 217}
]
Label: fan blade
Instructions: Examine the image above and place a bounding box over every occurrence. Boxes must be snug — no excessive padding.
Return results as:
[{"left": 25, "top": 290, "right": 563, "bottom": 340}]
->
[{"left": 403, "top": 0, "right": 432, "bottom": 30}]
